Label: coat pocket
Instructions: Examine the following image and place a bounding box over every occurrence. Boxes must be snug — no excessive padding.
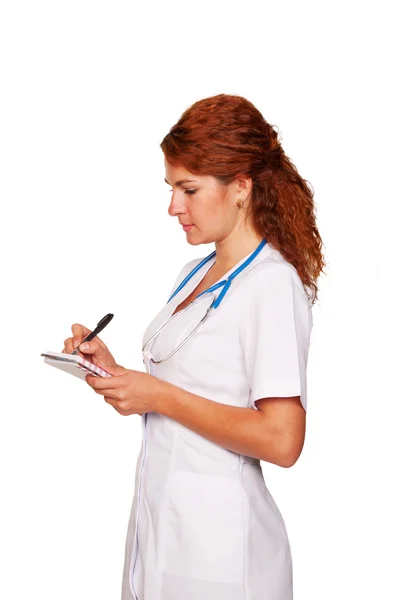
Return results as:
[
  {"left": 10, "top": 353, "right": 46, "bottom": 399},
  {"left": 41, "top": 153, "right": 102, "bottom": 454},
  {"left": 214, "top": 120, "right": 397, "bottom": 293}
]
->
[{"left": 159, "top": 470, "right": 245, "bottom": 585}]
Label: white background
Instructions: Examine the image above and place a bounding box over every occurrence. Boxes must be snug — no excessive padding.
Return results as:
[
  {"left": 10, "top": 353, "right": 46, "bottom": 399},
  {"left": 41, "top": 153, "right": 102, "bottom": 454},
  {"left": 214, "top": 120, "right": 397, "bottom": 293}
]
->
[{"left": 1, "top": 1, "right": 398, "bottom": 598}]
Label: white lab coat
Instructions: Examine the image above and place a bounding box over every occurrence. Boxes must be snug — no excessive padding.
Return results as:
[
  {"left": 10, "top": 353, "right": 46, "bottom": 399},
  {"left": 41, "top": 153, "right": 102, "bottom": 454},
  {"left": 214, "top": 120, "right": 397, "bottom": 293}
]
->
[{"left": 121, "top": 242, "right": 313, "bottom": 600}]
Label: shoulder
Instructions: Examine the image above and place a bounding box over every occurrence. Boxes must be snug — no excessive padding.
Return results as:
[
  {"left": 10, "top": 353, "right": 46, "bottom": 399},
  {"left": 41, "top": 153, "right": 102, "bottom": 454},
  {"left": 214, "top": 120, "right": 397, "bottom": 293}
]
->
[
  {"left": 176, "top": 256, "right": 208, "bottom": 284},
  {"left": 182, "top": 256, "right": 206, "bottom": 276},
  {"left": 249, "top": 249, "right": 310, "bottom": 303},
  {"left": 239, "top": 250, "right": 313, "bottom": 332},
  {"left": 238, "top": 253, "right": 313, "bottom": 344},
  {"left": 168, "top": 255, "right": 207, "bottom": 298}
]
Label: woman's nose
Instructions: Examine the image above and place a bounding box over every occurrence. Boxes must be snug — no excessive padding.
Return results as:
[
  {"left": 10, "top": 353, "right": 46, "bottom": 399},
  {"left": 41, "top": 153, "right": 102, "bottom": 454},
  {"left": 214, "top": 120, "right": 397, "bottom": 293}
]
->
[{"left": 168, "top": 192, "right": 185, "bottom": 217}]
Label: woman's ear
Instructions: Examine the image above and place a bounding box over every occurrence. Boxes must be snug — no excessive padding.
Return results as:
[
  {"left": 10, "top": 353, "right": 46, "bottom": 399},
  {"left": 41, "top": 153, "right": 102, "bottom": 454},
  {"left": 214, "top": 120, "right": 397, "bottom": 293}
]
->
[{"left": 235, "top": 174, "right": 253, "bottom": 197}]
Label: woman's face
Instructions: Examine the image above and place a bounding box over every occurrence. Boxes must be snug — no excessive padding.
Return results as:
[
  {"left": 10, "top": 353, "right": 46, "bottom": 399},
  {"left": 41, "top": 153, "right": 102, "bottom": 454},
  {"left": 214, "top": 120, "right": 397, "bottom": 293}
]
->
[{"left": 164, "top": 159, "right": 248, "bottom": 245}]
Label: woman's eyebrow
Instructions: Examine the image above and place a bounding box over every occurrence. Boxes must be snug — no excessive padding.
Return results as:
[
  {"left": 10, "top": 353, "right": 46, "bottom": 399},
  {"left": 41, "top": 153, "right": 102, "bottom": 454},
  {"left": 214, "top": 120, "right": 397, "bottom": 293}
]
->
[{"left": 164, "top": 178, "right": 198, "bottom": 186}]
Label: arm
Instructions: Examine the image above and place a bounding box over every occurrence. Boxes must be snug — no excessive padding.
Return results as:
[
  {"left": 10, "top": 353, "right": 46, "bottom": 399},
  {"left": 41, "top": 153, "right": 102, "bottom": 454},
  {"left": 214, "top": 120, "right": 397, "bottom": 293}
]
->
[{"left": 154, "top": 381, "right": 306, "bottom": 468}]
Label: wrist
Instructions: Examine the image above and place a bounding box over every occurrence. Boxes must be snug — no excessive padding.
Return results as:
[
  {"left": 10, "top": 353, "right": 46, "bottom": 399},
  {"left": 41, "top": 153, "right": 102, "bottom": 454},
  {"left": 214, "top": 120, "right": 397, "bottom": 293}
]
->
[{"left": 151, "top": 377, "right": 172, "bottom": 414}]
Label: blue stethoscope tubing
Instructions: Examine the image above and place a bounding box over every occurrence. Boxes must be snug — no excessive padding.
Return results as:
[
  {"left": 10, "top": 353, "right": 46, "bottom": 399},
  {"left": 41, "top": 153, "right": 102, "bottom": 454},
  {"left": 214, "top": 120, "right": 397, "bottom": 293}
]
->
[{"left": 167, "top": 238, "right": 267, "bottom": 309}]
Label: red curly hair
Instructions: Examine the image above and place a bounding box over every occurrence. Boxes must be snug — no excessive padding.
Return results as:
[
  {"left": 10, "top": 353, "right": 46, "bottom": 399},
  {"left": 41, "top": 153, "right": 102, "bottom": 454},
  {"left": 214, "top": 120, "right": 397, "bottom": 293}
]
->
[{"left": 160, "top": 93, "right": 326, "bottom": 305}]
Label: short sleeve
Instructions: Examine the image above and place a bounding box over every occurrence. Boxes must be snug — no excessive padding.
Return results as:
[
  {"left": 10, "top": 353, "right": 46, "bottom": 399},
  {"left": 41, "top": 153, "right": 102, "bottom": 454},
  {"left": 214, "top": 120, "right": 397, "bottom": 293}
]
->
[{"left": 239, "top": 264, "right": 312, "bottom": 412}]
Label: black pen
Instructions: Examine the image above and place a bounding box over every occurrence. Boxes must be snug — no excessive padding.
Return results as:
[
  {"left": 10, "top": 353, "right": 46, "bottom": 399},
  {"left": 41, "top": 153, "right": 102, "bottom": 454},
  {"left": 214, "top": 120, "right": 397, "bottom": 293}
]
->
[{"left": 71, "top": 313, "right": 114, "bottom": 355}]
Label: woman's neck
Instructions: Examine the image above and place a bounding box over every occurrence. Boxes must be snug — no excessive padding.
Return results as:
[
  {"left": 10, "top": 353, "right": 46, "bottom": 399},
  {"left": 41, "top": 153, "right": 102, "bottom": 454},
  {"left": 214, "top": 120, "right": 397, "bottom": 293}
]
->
[{"left": 213, "top": 231, "right": 265, "bottom": 273}]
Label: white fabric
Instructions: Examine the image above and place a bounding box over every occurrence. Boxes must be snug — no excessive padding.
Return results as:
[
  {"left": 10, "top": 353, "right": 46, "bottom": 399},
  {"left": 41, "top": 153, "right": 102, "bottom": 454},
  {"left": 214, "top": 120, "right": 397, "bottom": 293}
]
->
[
  {"left": 240, "top": 261, "right": 312, "bottom": 411},
  {"left": 121, "top": 242, "right": 313, "bottom": 600}
]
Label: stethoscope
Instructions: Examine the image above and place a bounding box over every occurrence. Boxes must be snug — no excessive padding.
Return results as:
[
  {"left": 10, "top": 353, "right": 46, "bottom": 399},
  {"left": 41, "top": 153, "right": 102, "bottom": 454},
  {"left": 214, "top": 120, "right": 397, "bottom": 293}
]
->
[{"left": 142, "top": 238, "right": 267, "bottom": 364}]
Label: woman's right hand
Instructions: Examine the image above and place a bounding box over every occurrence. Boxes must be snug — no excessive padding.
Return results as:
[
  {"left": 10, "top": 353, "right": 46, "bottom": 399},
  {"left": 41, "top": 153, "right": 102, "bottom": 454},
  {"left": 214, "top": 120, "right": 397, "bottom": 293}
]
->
[{"left": 62, "top": 323, "right": 118, "bottom": 371}]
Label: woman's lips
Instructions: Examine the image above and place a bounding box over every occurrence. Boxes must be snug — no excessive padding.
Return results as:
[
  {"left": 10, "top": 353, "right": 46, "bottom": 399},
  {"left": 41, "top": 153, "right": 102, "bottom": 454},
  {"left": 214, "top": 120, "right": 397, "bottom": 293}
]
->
[{"left": 182, "top": 224, "right": 193, "bottom": 231}]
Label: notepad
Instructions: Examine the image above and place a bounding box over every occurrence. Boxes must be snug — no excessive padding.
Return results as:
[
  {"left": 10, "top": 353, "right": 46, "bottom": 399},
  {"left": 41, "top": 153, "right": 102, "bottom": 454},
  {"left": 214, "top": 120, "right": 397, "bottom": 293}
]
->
[{"left": 41, "top": 351, "right": 113, "bottom": 381}]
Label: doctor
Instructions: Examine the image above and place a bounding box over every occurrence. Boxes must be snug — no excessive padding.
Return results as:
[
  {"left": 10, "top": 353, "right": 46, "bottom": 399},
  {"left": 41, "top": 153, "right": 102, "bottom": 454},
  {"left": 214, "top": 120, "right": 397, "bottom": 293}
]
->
[{"left": 63, "top": 93, "right": 324, "bottom": 600}]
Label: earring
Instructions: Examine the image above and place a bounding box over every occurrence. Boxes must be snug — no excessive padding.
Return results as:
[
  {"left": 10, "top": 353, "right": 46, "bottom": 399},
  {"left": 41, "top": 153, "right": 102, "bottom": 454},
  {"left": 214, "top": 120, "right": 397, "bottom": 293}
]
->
[{"left": 236, "top": 196, "right": 246, "bottom": 208}]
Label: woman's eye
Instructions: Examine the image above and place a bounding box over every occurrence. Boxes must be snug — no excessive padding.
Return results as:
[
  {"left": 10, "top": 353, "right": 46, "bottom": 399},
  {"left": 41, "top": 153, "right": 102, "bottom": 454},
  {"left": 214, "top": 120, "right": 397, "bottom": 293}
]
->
[{"left": 168, "top": 188, "right": 197, "bottom": 195}]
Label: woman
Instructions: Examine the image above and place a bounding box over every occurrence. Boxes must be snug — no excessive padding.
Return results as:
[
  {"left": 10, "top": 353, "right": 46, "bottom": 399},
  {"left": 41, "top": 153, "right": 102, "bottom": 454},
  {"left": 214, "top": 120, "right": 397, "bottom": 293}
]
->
[{"left": 63, "top": 93, "right": 325, "bottom": 600}]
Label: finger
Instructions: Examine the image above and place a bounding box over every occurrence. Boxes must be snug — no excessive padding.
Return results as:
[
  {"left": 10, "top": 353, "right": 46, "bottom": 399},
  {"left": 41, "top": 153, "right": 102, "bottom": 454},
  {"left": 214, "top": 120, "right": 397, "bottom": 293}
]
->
[
  {"left": 71, "top": 323, "right": 107, "bottom": 351},
  {"left": 63, "top": 337, "right": 78, "bottom": 354},
  {"left": 88, "top": 385, "right": 117, "bottom": 396},
  {"left": 89, "top": 385, "right": 121, "bottom": 401},
  {"left": 104, "top": 395, "right": 115, "bottom": 403},
  {"left": 61, "top": 337, "right": 84, "bottom": 356},
  {"left": 71, "top": 323, "right": 92, "bottom": 350},
  {"left": 107, "top": 396, "right": 127, "bottom": 413},
  {"left": 61, "top": 345, "right": 82, "bottom": 356},
  {"left": 104, "top": 395, "right": 115, "bottom": 406},
  {"left": 71, "top": 323, "right": 92, "bottom": 338},
  {"left": 103, "top": 396, "right": 121, "bottom": 411},
  {"left": 85, "top": 374, "right": 119, "bottom": 391},
  {"left": 76, "top": 340, "right": 107, "bottom": 358},
  {"left": 103, "top": 396, "right": 132, "bottom": 416}
]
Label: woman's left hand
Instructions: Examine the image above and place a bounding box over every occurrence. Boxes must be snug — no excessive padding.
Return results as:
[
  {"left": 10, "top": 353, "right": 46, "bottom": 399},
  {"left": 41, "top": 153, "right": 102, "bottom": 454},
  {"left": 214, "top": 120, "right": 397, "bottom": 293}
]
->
[{"left": 85, "top": 364, "right": 163, "bottom": 416}]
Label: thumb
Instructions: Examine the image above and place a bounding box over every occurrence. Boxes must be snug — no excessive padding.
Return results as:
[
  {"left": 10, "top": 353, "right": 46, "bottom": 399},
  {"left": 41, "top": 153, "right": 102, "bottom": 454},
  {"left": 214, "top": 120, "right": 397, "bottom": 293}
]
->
[{"left": 103, "top": 363, "right": 128, "bottom": 377}]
